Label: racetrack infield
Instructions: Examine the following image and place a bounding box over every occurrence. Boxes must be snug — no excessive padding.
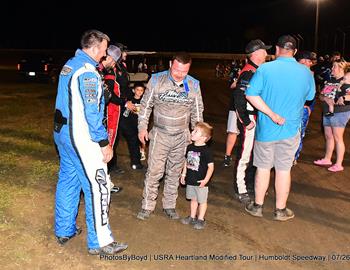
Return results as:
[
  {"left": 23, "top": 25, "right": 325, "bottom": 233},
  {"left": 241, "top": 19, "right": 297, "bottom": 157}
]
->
[{"left": 0, "top": 61, "right": 349, "bottom": 270}]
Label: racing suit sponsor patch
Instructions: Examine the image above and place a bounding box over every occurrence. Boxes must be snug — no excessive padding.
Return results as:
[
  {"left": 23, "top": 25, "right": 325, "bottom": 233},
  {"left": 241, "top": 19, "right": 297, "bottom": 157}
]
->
[
  {"left": 60, "top": 66, "right": 72, "bottom": 76},
  {"left": 159, "top": 90, "right": 190, "bottom": 103},
  {"left": 95, "top": 169, "right": 109, "bottom": 226}
]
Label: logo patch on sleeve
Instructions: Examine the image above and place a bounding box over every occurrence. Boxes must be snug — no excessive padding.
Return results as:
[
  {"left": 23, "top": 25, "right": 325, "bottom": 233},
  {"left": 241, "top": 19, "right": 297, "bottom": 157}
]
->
[{"left": 60, "top": 66, "right": 72, "bottom": 76}]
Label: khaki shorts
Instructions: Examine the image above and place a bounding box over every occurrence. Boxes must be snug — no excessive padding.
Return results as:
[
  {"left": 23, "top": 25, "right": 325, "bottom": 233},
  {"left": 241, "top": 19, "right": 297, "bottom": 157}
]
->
[
  {"left": 253, "top": 132, "right": 300, "bottom": 171},
  {"left": 227, "top": 110, "right": 240, "bottom": 134},
  {"left": 186, "top": 185, "right": 209, "bottom": 204}
]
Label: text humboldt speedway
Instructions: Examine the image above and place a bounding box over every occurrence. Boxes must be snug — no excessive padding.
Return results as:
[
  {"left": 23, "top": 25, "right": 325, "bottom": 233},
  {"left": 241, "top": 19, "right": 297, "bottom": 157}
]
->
[{"left": 100, "top": 254, "right": 331, "bottom": 262}]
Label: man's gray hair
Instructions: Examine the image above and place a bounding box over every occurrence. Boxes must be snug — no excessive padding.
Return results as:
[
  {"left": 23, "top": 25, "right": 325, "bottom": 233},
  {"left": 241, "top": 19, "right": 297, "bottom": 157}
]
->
[{"left": 80, "top": 29, "right": 110, "bottom": 49}]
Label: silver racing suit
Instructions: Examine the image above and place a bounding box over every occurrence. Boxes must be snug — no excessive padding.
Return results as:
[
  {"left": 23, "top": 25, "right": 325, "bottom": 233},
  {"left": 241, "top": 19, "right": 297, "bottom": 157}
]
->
[{"left": 138, "top": 70, "right": 204, "bottom": 211}]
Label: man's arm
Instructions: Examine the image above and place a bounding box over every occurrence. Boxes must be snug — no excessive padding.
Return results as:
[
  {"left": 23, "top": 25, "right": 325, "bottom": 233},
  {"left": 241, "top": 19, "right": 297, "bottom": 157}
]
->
[
  {"left": 190, "top": 81, "right": 204, "bottom": 129},
  {"left": 245, "top": 95, "right": 285, "bottom": 125},
  {"left": 233, "top": 71, "right": 255, "bottom": 127},
  {"left": 138, "top": 77, "right": 156, "bottom": 144},
  {"left": 79, "top": 71, "right": 112, "bottom": 162}
]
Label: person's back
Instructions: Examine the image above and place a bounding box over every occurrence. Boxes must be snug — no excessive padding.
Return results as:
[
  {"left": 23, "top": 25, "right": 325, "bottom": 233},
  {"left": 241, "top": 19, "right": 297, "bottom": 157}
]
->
[{"left": 251, "top": 58, "right": 315, "bottom": 141}]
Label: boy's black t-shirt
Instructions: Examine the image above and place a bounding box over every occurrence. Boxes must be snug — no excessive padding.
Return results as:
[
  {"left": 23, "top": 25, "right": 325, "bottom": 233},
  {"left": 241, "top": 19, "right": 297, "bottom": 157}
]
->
[{"left": 185, "top": 144, "right": 213, "bottom": 186}]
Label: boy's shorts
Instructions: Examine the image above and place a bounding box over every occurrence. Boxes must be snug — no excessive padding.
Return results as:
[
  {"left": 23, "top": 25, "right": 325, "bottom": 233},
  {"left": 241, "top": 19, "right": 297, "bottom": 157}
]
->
[
  {"left": 253, "top": 132, "right": 300, "bottom": 171},
  {"left": 323, "top": 111, "right": 350, "bottom": 127},
  {"left": 227, "top": 110, "right": 240, "bottom": 134},
  {"left": 186, "top": 185, "right": 209, "bottom": 204}
]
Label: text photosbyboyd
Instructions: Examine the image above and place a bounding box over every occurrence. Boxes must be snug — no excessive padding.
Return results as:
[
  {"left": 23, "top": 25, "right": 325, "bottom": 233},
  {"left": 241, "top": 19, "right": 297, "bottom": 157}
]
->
[{"left": 99, "top": 253, "right": 349, "bottom": 262}]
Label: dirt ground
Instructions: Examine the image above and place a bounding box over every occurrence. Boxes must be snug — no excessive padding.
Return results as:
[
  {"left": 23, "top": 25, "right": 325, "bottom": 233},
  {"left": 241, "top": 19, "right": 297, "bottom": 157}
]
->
[{"left": 0, "top": 60, "right": 349, "bottom": 270}]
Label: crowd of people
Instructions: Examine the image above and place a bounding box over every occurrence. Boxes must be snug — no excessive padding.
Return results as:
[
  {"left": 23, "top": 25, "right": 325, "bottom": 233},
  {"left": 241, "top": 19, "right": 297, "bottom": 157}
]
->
[{"left": 52, "top": 29, "right": 349, "bottom": 256}]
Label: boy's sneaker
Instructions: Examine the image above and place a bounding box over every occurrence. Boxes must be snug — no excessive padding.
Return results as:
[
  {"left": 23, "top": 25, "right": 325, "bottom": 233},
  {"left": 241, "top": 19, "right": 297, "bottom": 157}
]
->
[
  {"left": 235, "top": 192, "right": 251, "bottom": 204},
  {"left": 245, "top": 201, "right": 263, "bottom": 217},
  {"left": 163, "top": 208, "right": 180, "bottom": 220},
  {"left": 223, "top": 155, "right": 232, "bottom": 167},
  {"left": 273, "top": 208, "right": 295, "bottom": 222},
  {"left": 193, "top": 219, "right": 206, "bottom": 230},
  {"left": 56, "top": 227, "right": 82, "bottom": 245},
  {"left": 88, "top": 242, "right": 128, "bottom": 255},
  {"left": 136, "top": 209, "right": 152, "bottom": 220},
  {"left": 181, "top": 216, "right": 197, "bottom": 225}
]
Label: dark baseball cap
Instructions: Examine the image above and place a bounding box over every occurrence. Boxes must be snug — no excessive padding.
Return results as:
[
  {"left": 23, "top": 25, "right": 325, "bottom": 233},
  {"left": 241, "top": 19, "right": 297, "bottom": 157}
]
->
[
  {"left": 295, "top": 50, "right": 317, "bottom": 61},
  {"left": 107, "top": 45, "right": 121, "bottom": 62},
  {"left": 276, "top": 35, "right": 297, "bottom": 50},
  {"left": 245, "top": 39, "right": 272, "bottom": 54}
]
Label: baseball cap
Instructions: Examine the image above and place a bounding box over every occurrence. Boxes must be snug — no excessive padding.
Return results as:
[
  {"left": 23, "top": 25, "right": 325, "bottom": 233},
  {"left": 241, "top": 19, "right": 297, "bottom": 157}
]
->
[
  {"left": 295, "top": 51, "right": 317, "bottom": 61},
  {"left": 276, "top": 35, "right": 297, "bottom": 50},
  {"left": 107, "top": 45, "right": 121, "bottom": 62},
  {"left": 245, "top": 39, "right": 272, "bottom": 54}
]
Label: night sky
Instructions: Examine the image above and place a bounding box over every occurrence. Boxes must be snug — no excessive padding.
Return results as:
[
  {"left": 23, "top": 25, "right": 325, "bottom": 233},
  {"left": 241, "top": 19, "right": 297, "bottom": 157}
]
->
[{"left": 1, "top": 0, "right": 350, "bottom": 55}]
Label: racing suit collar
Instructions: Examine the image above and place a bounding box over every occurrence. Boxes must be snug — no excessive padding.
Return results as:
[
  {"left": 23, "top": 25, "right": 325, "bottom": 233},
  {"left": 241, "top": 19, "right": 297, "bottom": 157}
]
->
[
  {"left": 75, "top": 49, "right": 99, "bottom": 66},
  {"left": 167, "top": 70, "right": 190, "bottom": 93},
  {"left": 247, "top": 58, "right": 259, "bottom": 69}
]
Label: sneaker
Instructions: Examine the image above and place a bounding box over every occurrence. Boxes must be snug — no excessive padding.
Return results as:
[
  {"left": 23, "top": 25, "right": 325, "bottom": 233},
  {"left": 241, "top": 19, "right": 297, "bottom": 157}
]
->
[
  {"left": 131, "top": 164, "right": 144, "bottom": 170},
  {"left": 245, "top": 201, "right": 263, "bottom": 218},
  {"left": 313, "top": 158, "right": 332, "bottom": 167},
  {"left": 181, "top": 216, "right": 197, "bottom": 225},
  {"left": 140, "top": 151, "right": 146, "bottom": 161},
  {"left": 235, "top": 192, "right": 251, "bottom": 204},
  {"left": 223, "top": 155, "right": 232, "bottom": 167},
  {"left": 163, "top": 208, "right": 180, "bottom": 220},
  {"left": 327, "top": 164, "right": 344, "bottom": 172},
  {"left": 111, "top": 186, "right": 123, "bottom": 194},
  {"left": 136, "top": 209, "right": 152, "bottom": 220},
  {"left": 88, "top": 242, "right": 128, "bottom": 255},
  {"left": 56, "top": 227, "right": 82, "bottom": 245},
  {"left": 325, "top": 112, "right": 334, "bottom": 117},
  {"left": 193, "top": 219, "right": 206, "bottom": 230},
  {"left": 274, "top": 208, "right": 295, "bottom": 221}
]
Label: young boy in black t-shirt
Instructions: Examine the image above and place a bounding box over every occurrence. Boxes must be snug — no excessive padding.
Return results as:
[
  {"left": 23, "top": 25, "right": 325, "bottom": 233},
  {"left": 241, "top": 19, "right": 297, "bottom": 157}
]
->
[{"left": 180, "top": 122, "right": 214, "bottom": 230}]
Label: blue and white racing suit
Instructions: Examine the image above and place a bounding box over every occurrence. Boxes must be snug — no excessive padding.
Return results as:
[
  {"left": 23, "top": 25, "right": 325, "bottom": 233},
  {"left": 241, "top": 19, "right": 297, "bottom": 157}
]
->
[{"left": 54, "top": 49, "right": 114, "bottom": 249}]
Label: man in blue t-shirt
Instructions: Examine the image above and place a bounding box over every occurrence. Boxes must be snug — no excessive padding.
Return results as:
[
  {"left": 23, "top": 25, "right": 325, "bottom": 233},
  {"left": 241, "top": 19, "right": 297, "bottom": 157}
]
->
[{"left": 244, "top": 35, "right": 315, "bottom": 222}]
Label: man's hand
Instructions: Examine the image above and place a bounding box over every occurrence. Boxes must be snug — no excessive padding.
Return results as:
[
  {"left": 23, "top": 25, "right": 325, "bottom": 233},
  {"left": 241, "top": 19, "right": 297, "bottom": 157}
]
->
[
  {"left": 270, "top": 112, "right": 285, "bottom": 125},
  {"left": 126, "top": 101, "right": 136, "bottom": 112},
  {"left": 180, "top": 175, "right": 186, "bottom": 185},
  {"left": 246, "top": 121, "right": 255, "bottom": 130},
  {"left": 101, "top": 144, "right": 113, "bottom": 163},
  {"left": 138, "top": 129, "right": 149, "bottom": 145}
]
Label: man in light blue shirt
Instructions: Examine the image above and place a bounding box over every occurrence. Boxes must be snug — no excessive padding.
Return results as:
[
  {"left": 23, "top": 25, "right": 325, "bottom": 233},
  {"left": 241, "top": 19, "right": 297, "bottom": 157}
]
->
[{"left": 244, "top": 35, "right": 315, "bottom": 221}]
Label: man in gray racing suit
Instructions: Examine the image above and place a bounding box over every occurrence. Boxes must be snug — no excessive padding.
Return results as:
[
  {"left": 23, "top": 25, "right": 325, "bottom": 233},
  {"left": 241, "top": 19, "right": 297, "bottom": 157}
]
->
[{"left": 137, "top": 52, "right": 204, "bottom": 220}]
